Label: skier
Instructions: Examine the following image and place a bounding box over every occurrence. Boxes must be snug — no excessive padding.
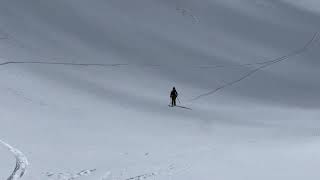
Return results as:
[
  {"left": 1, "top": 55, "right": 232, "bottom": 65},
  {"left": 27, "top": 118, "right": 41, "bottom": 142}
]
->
[{"left": 170, "top": 87, "right": 178, "bottom": 107}]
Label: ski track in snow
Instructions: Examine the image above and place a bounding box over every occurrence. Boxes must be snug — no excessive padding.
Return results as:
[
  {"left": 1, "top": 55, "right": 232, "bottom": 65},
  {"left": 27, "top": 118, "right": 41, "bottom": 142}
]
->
[
  {"left": 192, "top": 32, "right": 320, "bottom": 101},
  {"left": 44, "top": 160, "right": 191, "bottom": 180},
  {"left": 0, "top": 59, "right": 284, "bottom": 69},
  {"left": 105, "top": 163, "right": 190, "bottom": 180},
  {"left": 176, "top": 7, "right": 200, "bottom": 23},
  {"left": 107, "top": 145, "right": 213, "bottom": 180},
  {"left": 0, "top": 33, "right": 318, "bottom": 105},
  {"left": 0, "top": 139, "right": 29, "bottom": 180},
  {"left": 0, "top": 61, "right": 129, "bottom": 67},
  {"left": 44, "top": 143, "right": 215, "bottom": 180},
  {"left": 44, "top": 164, "right": 189, "bottom": 180},
  {"left": 46, "top": 169, "right": 97, "bottom": 180}
]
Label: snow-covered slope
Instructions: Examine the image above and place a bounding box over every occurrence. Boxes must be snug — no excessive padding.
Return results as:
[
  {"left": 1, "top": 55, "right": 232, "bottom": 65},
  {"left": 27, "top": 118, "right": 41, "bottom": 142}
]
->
[{"left": 0, "top": 0, "right": 320, "bottom": 179}]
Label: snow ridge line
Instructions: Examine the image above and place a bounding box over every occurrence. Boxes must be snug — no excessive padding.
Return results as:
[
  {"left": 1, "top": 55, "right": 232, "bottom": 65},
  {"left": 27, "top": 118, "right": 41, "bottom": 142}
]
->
[
  {"left": 192, "top": 32, "right": 320, "bottom": 101},
  {"left": 0, "top": 139, "right": 29, "bottom": 180}
]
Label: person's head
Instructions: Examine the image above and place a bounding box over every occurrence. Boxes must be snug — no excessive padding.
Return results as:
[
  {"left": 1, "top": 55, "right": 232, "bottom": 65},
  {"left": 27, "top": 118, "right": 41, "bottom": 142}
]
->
[{"left": 173, "top": 87, "right": 176, "bottom": 90}]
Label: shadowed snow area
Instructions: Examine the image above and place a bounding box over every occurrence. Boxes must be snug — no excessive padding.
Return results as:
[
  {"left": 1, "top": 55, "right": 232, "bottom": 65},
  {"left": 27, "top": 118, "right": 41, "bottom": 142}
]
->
[{"left": 0, "top": 0, "right": 320, "bottom": 179}]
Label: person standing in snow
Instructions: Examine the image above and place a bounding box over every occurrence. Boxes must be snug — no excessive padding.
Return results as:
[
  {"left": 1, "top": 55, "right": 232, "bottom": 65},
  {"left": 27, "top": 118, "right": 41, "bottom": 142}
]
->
[{"left": 170, "top": 87, "right": 178, "bottom": 107}]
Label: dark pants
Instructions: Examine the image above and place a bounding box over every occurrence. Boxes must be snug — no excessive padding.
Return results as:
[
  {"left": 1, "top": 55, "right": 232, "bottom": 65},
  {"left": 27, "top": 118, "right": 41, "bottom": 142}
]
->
[{"left": 171, "top": 97, "right": 176, "bottom": 106}]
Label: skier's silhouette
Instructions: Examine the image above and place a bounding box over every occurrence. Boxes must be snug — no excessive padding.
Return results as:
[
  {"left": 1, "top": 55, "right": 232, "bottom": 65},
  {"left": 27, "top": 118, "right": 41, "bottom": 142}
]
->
[{"left": 170, "top": 87, "right": 178, "bottom": 106}]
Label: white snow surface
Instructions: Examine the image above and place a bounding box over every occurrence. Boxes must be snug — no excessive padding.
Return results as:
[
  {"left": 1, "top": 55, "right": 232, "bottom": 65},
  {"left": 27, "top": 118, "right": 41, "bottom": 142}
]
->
[{"left": 0, "top": 0, "right": 320, "bottom": 179}]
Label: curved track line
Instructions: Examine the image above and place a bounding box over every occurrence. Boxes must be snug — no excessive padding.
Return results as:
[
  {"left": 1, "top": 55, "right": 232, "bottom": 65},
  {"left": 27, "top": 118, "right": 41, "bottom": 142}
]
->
[
  {"left": 0, "top": 140, "right": 29, "bottom": 180},
  {"left": 192, "top": 32, "right": 319, "bottom": 101}
]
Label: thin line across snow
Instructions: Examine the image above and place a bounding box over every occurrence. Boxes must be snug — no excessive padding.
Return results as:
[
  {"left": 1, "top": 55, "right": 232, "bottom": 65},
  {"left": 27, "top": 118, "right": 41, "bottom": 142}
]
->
[
  {"left": 0, "top": 33, "right": 318, "bottom": 102},
  {"left": 0, "top": 139, "right": 29, "bottom": 180},
  {"left": 0, "top": 59, "right": 303, "bottom": 70},
  {"left": 191, "top": 32, "right": 319, "bottom": 101},
  {"left": 0, "top": 61, "right": 129, "bottom": 67}
]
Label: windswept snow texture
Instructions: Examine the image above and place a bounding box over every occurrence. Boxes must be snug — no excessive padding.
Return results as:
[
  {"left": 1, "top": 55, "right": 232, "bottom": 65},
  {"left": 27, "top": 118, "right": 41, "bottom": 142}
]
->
[
  {"left": 0, "top": 140, "right": 28, "bottom": 180},
  {"left": 0, "top": 0, "right": 320, "bottom": 180}
]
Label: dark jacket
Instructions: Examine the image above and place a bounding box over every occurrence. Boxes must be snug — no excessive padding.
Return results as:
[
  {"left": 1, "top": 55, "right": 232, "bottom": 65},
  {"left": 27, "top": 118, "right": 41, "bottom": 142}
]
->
[{"left": 170, "top": 89, "right": 178, "bottom": 98}]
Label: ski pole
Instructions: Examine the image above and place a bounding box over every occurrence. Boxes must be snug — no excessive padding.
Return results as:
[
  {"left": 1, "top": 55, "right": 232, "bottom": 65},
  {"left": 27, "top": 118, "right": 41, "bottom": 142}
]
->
[{"left": 177, "top": 97, "right": 181, "bottom": 104}]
